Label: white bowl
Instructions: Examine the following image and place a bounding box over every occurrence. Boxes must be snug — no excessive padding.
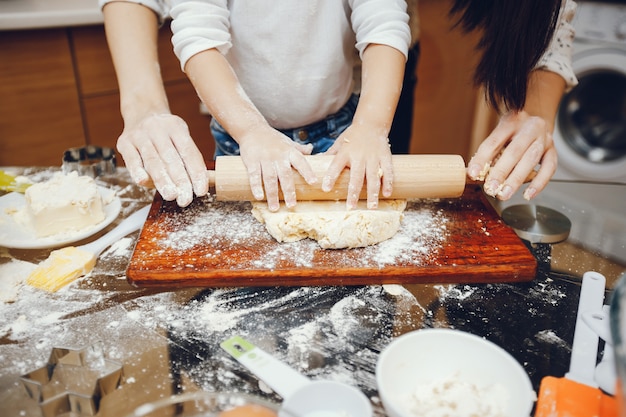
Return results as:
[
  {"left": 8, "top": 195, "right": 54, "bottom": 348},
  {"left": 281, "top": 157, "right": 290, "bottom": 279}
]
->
[{"left": 376, "top": 328, "right": 535, "bottom": 417}]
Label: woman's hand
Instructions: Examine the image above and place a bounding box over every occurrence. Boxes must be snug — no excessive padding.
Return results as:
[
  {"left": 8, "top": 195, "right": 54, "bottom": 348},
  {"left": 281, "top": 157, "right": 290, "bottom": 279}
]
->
[
  {"left": 103, "top": 3, "right": 208, "bottom": 207},
  {"left": 239, "top": 125, "right": 316, "bottom": 211},
  {"left": 322, "top": 124, "right": 393, "bottom": 210},
  {"left": 116, "top": 113, "right": 209, "bottom": 207},
  {"left": 467, "top": 110, "right": 557, "bottom": 201},
  {"left": 468, "top": 69, "right": 566, "bottom": 201}
]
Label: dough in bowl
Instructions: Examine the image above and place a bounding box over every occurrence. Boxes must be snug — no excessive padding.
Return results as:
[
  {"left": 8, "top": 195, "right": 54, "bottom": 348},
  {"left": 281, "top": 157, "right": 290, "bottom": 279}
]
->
[{"left": 251, "top": 199, "right": 407, "bottom": 249}]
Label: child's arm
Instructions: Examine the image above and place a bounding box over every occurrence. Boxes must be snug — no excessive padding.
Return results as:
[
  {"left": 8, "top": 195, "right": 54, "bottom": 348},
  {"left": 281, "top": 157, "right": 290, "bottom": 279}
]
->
[
  {"left": 183, "top": 49, "right": 317, "bottom": 211},
  {"left": 323, "top": 44, "right": 406, "bottom": 209}
]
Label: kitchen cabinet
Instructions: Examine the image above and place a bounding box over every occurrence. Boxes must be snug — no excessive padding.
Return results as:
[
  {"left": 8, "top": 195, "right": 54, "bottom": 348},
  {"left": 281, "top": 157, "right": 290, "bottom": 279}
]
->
[
  {"left": 0, "top": 29, "right": 85, "bottom": 166},
  {"left": 0, "top": 22, "right": 214, "bottom": 167},
  {"left": 410, "top": 0, "right": 482, "bottom": 160}
]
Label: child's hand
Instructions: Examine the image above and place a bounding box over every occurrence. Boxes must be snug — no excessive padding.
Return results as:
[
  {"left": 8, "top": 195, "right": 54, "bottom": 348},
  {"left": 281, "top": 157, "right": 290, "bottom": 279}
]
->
[
  {"left": 322, "top": 124, "right": 393, "bottom": 209},
  {"left": 239, "top": 125, "right": 317, "bottom": 211}
]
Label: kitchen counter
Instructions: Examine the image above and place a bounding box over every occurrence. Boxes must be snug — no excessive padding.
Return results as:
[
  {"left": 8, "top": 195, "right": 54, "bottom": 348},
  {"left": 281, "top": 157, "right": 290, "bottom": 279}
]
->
[
  {"left": 0, "top": 0, "right": 101, "bottom": 30},
  {"left": 0, "top": 166, "right": 624, "bottom": 417}
]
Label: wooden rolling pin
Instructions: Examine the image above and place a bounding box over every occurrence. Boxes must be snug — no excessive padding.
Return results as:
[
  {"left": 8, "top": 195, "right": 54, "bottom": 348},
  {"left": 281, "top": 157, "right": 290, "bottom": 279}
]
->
[{"left": 209, "top": 154, "right": 466, "bottom": 201}]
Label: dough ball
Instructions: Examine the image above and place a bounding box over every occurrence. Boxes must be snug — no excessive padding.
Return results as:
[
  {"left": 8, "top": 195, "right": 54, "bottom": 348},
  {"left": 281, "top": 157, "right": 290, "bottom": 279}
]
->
[{"left": 251, "top": 200, "right": 407, "bottom": 249}]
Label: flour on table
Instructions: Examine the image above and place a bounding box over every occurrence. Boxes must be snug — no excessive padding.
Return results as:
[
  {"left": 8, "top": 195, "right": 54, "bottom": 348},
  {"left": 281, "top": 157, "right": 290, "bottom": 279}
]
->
[
  {"left": 405, "top": 373, "right": 507, "bottom": 417},
  {"left": 153, "top": 196, "right": 448, "bottom": 268},
  {"left": 382, "top": 284, "right": 406, "bottom": 296},
  {"left": 251, "top": 200, "right": 407, "bottom": 249},
  {"left": 0, "top": 259, "right": 36, "bottom": 303},
  {"left": 535, "top": 329, "right": 569, "bottom": 349}
]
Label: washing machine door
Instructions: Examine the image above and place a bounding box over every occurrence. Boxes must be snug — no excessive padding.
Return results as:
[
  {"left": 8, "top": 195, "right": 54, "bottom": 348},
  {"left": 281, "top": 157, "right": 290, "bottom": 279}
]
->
[{"left": 554, "top": 48, "right": 626, "bottom": 183}]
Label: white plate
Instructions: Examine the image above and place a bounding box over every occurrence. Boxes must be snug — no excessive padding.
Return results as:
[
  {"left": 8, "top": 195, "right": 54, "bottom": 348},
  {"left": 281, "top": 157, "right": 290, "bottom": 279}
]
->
[{"left": 0, "top": 187, "right": 121, "bottom": 249}]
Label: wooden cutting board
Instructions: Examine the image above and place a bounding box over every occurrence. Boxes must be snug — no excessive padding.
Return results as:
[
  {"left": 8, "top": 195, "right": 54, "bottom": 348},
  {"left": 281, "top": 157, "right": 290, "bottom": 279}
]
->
[{"left": 126, "top": 184, "right": 537, "bottom": 288}]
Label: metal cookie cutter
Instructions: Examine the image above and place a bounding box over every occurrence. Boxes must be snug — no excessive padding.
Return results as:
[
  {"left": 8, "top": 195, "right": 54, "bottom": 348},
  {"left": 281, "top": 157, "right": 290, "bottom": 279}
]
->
[
  {"left": 62, "top": 145, "right": 117, "bottom": 178},
  {"left": 20, "top": 344, "right": 123, "bottom": 417}
]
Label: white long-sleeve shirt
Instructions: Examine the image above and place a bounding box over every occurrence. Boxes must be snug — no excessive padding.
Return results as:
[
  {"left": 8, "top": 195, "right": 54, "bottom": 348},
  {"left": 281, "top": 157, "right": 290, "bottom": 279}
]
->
[
  {"left": 168, "top": 0, "right": 411, "bottom": 129},
  {"left": 99, "top": 0, "right": 578, "bottom": 107},
  {"left": 99, "top": 0, "right": 172, "bottom": 23}
]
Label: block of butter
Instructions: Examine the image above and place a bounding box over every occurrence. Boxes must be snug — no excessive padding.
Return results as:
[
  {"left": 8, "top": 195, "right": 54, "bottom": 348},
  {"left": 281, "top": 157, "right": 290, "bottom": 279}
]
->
[{"left": 25, "top": 171, "right": 105, "bottom": 237}]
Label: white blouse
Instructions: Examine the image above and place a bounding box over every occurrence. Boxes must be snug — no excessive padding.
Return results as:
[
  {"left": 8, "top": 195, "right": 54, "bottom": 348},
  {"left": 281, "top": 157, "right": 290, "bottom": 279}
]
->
[
  {"left": 169, "top": 0, "right": 412, "bottom": 129},
  {"left": 99, "top": 0, "right": 578, "bottom": 94}
]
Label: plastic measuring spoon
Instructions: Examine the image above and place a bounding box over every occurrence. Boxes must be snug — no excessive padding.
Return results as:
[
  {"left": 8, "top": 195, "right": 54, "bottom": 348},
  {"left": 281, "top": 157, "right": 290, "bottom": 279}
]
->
[
  {"left": 221, "top": 336, "right": 373, "bottom": 417},
  {"left": 582, "top": 304, "right": 617, "bottom": 395}
]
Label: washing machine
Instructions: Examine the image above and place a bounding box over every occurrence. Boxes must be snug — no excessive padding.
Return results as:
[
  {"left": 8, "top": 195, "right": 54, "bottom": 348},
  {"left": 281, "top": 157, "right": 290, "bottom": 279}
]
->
[{"left": 553, "top": 0, "right": 626, "bottom": 183}]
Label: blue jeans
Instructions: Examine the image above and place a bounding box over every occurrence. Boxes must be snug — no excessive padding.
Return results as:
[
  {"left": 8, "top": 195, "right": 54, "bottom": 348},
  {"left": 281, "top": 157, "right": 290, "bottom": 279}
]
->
[{"left": 211, "top": 94, "right": 359, "bottom": 157}]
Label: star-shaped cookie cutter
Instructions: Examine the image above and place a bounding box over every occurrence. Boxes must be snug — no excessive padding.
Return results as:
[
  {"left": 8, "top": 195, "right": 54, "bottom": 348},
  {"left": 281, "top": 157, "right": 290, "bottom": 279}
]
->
[{"left": 21, "top": 344, "right": 123, "bottom": 417}]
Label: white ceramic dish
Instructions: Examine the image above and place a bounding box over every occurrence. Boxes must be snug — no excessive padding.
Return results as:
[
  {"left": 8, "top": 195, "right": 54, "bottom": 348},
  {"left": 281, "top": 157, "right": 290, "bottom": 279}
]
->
[
  {"left": 376, "top": 328, "right": 535, "bottom": 417},
  {"left": 0, "top": 188, "right": 121, "bottom": 249}
]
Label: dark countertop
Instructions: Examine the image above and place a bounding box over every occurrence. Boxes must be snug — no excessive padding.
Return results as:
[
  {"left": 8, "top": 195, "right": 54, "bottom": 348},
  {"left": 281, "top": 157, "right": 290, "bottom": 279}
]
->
[{"left": 1, "top": 167, "right": 624, "bottom": 417}]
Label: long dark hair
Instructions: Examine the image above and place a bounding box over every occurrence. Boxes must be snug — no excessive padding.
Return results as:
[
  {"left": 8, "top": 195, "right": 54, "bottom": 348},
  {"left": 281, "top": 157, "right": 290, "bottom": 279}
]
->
[{"left": 450, "top": 0, "right": 562, "bottom": 111}]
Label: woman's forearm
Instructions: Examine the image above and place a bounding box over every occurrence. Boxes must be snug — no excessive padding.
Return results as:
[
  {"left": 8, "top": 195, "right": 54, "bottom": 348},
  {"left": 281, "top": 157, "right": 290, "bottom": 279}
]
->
[
  {"left": 102, "top": 1, "right": 171, "bottom": 125},
  {"left": 522, "top": 69, "right": 567, "bottom": 131}
]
